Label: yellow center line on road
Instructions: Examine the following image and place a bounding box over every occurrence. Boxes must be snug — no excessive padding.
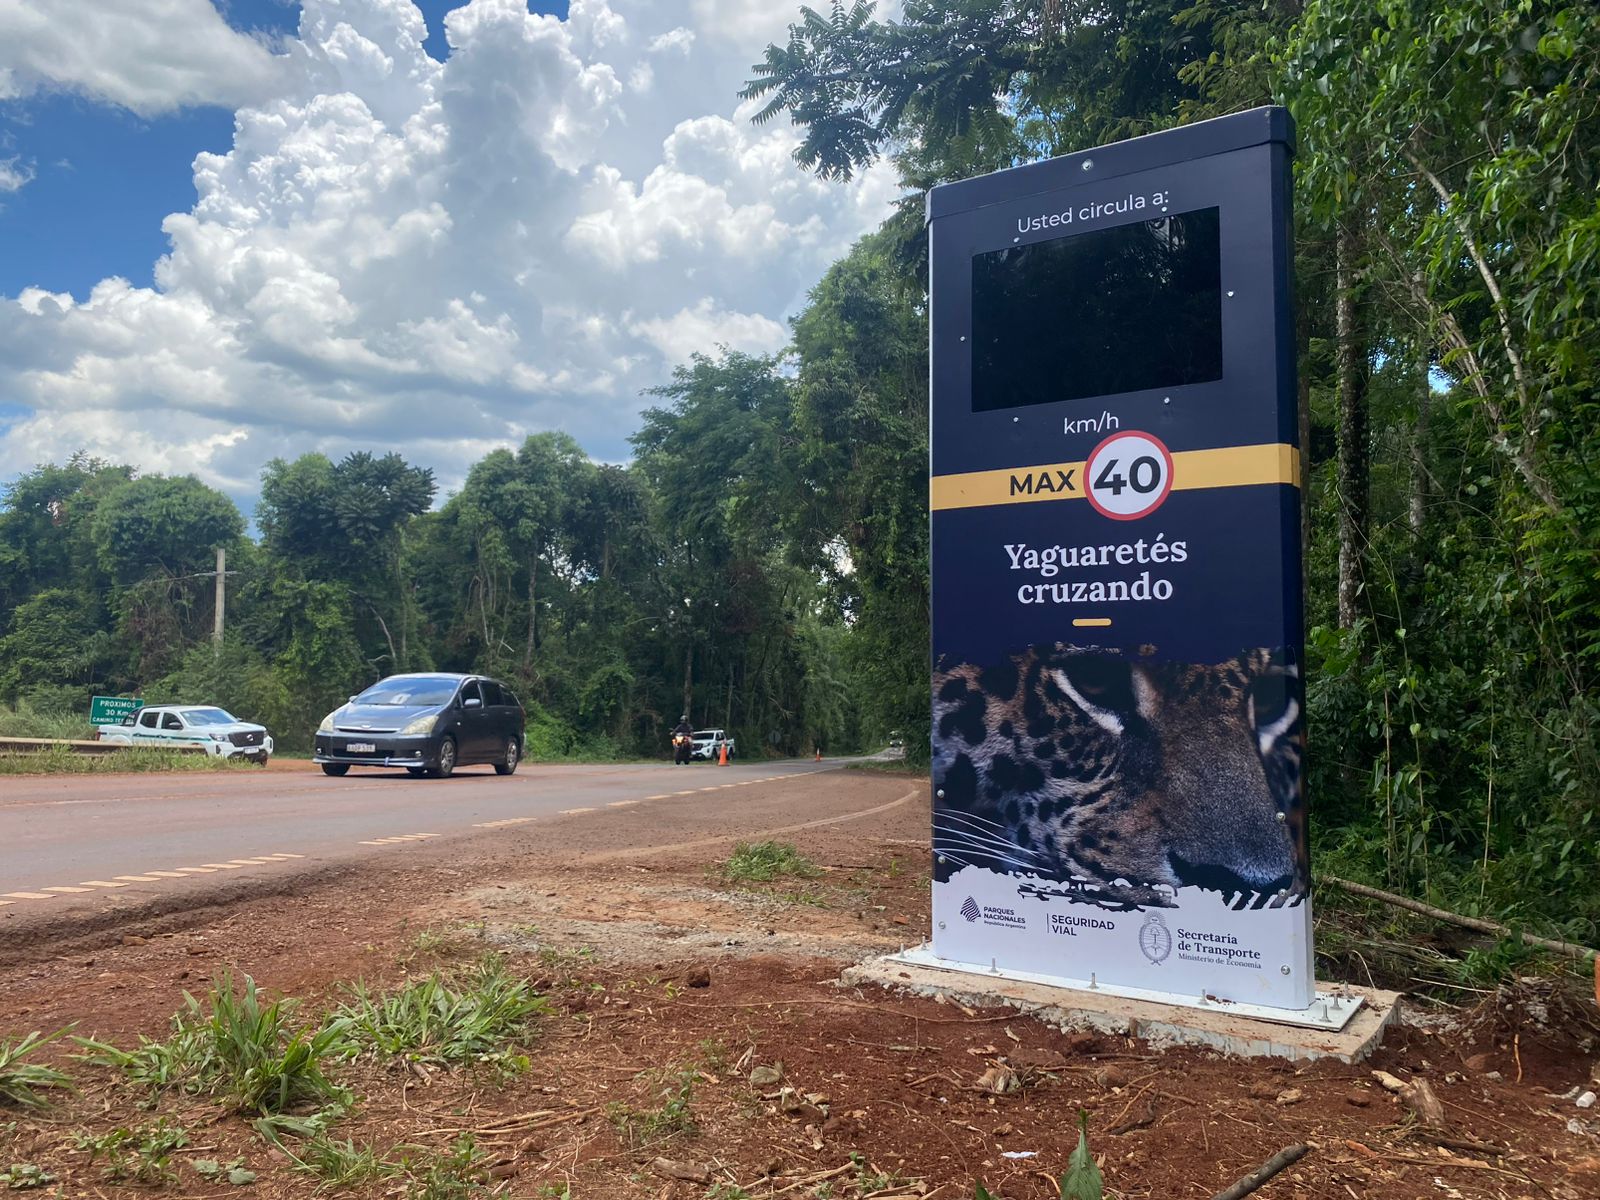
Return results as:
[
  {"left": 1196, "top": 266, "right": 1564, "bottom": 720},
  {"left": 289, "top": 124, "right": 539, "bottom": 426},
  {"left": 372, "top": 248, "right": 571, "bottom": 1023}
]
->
[
  {"left": 645, "top": 794, "right": 671, "bottom": 800},
  {"left": 114, "top": 874, "right": 163, "bottom": 882},
  {"left": 172, "top": 867, "right": 218, "bottom": 874},
  {"left": 199, "top": 863, "right": 246, "bottom": 870},
  {"left": 607, "top": 800, "right": 638, "bottom": 808},
  {"left": 3, "top": 892, "right": 55, "bottom": 900},
  {"left": 144, "top": 871, "right": 191, "bottom": 878},
  {"left": 674, "top": 790, "right": 696, "bottom": 796},
  {"left": 559, "top": 807, "right": 595, "bottom": 815},
  {"left": 79, "top": 880, "right": 129, "bottom": 888},
  {"left": 269, "top": 853, "right": 306, "bottom": 859},
  {"left": 42, "top": 885, "right": 93, "bottom": 893}
]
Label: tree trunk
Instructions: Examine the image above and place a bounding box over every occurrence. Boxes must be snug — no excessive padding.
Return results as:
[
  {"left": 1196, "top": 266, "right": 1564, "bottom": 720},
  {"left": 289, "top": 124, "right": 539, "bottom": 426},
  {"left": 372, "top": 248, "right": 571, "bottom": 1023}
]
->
[
  {"left": 1409, "top": 347, "right": 1430, "bottom": 544},
  {"left": 681, "top": 642, "right": 694, "bottom": 722},
  {"left": 395, "top": 541, "right": 408, "bottom": 672},
  {"left": 1335, "top": 222, "right": 1370, "bottom": 630},
  {"left": 523, "top": 551, "right": 537, "bottom": 673}
]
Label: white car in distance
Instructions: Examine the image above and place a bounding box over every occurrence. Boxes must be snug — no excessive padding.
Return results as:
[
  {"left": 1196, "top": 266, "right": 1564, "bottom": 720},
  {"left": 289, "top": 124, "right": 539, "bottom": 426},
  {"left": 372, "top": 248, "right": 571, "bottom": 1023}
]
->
[
  {"left": 97, "top": 705, "right": 273, "bottom": 764},
  {"left": 689, "top": 728, "right": 735, "bottom": 761}
]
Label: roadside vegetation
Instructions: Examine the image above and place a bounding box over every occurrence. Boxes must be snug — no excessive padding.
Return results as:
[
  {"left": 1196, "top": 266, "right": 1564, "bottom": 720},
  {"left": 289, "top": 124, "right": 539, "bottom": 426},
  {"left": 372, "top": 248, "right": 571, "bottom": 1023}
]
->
[
  {"left": 0, "top": 703, "right": 94, "bottom": 741},
  {"left": 56, "top": 962, "right": 551, "bottom": 1196},
  {"left": 0, "top": 743, "right": 255, "bottom": 775},
  {"left": 0, "top": 1030, "right": 73, "bottom": 1111},
  {"left": 0, "top": 1, "right": 1595, "bottom": 951},
  {"left": 719, "top": 841, "right": 820, "bottom": 884}
]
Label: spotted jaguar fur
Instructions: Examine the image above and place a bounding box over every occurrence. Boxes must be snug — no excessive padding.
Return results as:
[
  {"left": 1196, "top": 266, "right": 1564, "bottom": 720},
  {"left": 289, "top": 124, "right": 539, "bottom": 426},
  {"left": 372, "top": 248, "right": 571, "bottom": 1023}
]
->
[{"left": 932, "top": 645, "right": 1306, "bottom": 908}]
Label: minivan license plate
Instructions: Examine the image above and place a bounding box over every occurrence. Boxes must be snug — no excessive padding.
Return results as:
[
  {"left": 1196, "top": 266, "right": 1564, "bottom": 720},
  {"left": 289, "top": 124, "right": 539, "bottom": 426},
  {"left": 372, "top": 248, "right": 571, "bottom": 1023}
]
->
[{"left": 346, "top": 742, "right": 376, "bottom": 753}]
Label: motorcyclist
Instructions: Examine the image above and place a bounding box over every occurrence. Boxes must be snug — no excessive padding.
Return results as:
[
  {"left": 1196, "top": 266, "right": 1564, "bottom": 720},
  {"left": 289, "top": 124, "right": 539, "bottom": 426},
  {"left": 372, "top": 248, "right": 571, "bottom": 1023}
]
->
[{"left": 671, "top": 714, "right": 694, "bottom": 764}]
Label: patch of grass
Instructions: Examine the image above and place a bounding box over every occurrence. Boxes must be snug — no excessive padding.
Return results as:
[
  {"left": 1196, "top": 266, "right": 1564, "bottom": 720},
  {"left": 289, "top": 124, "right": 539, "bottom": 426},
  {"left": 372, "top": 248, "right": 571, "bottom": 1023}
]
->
[
  {"left": 0, "top": 1030, "right": 73, "bottom": 1110},
  {"left": 695, "top": 1038, "right": 729, "bottom": 1073},
  {"left": 283, "top": 1131, "right": 399, "bottom": 1189},
  {"left": 705, "top": 1186, "right": 754, "bottom": 1200},
  {"left": 844, "top": 757, "right": 925, "bottom": 776},
  {"left": 608, "top": 1066, "right": 699, "bottom": 1146},
  {"left": 339, "top": 954, "right": 548, "bottom": 1069},
  {"left": 0, "top": 745, "right": 255, "bottom": 776},
  {"left": 719, "top": 841, "right": 819, "bottom": 884},
  {"left": 74, "top": 1118, "right": 190, "bottom": 1184},
  {"left": 77, "top": 972, "right": 350, "bottom": 1115},
  {"left": 402, "top": 925, "right": 472, "bottom": 964},
  {"left": 399, "top": 1135, "right": 492, "bottom": 1200}
]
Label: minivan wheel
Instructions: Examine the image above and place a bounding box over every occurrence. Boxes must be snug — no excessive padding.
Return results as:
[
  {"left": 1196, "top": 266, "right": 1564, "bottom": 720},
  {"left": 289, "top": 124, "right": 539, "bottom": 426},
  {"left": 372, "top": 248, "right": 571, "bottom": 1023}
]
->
[
  {"left": 321, "top": 763, "right": 349, "bottom": 777},
  {"left": 494, "top": 737, "right": 520, "bottom": 776},
  {"left": 429, "top": 737, "right": 457, "bottom": 779}
]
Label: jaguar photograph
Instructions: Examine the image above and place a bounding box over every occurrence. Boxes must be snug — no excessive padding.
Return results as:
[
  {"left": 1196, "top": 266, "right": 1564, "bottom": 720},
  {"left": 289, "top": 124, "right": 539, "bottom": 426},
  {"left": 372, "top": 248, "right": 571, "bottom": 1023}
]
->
[{"left": 932, "top": 644, "right": 1307, "bottom": 912}]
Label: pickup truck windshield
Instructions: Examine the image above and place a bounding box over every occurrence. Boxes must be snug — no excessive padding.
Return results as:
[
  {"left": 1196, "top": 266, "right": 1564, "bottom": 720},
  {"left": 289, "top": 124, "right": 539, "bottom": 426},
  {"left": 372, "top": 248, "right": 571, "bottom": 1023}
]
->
[
  {"left": 183, "top": 708, "right": 238, "bottom": 725},
  {"left": 354, "top": 677, "right": 461, "bottom": 707}
]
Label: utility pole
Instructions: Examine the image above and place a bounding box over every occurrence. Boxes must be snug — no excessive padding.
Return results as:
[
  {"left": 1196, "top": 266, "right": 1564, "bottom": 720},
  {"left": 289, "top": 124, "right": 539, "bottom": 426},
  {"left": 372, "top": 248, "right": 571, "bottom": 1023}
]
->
[{"left": 213, "top": 545, "right": 227, "bottom": 647}]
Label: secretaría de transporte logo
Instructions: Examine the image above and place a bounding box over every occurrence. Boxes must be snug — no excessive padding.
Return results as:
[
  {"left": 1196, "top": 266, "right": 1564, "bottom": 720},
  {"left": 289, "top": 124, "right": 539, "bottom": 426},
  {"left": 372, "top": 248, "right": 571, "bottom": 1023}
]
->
[{"left": 1139, "top": 913, "right": 1174, "bottom": 964}]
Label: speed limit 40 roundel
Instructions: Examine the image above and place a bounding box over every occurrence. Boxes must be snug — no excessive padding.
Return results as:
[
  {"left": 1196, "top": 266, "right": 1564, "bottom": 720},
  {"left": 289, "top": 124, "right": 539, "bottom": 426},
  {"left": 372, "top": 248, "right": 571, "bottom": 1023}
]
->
[{"left": 1084, "top": 430, "right": 1175, "bottom": 521}]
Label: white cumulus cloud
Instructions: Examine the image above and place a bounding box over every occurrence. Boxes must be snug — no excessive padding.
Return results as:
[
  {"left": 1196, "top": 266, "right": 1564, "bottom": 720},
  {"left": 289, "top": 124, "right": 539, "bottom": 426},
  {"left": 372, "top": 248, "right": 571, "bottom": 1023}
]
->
[
  {"left": 0, "top": 0, "right": 288, "bottom": 115},
  {"left": 0, "top": 0, "right": 899, "bottom": 502}
]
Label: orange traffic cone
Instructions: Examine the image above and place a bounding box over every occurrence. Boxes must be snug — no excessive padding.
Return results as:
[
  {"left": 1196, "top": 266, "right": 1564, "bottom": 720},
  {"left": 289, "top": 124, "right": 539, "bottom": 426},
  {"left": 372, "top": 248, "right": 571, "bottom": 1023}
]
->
[
  {"left": 814, "top": 747, "right": 822, "bottom": 762},
  {"left": 718, "top": 741, "right": 729, "bottom": 766}
]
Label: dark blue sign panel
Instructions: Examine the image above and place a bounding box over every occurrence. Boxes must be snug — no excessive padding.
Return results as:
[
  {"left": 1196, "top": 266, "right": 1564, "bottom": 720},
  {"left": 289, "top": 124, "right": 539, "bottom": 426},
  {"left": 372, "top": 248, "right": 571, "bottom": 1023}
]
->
[{"left": 927, "top": 108, "right": 1312, "bottom": 1010}]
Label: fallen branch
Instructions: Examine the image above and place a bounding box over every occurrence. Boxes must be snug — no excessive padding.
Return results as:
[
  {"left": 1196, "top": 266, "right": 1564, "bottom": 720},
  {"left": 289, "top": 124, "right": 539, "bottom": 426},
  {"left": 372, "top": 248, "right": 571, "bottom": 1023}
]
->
[
  {"left": 1210, "top": 1143, "right": 1310, "bottom": 1200},
  {"left": 1411, "top": 1132, "right": 1507, "bottom": 1158},
  {"left": 1319, "top": 876, "right": 1597, "bottom": 961}
]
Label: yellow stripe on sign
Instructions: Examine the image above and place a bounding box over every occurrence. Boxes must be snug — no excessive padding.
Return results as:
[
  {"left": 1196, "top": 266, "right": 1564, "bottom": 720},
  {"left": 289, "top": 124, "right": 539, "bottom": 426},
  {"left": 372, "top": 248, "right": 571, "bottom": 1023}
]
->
[{"left": 929, "top": 443, "right": 1300, "bottom": 512}]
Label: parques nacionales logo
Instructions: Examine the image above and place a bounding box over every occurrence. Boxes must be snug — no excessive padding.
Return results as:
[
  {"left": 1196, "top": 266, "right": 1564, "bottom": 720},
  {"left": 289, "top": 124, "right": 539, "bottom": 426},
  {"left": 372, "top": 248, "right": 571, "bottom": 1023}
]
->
[{"left": 960, "top": 896, "right": 980, "bottom": 923}]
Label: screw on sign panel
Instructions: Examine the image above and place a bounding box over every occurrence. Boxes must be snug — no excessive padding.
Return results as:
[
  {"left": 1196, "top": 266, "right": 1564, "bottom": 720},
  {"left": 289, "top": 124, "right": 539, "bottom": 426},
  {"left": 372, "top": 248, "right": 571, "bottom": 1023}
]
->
[{"left": 1084, "top": 430, "right": 1174, "bottom": 521}]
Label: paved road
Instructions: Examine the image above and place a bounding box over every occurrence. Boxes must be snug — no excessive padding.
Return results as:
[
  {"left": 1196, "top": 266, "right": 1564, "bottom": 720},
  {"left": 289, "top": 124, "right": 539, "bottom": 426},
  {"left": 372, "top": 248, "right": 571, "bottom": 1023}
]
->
[{"left": 0, "top": 758, "right": 840, "bottom": 923}]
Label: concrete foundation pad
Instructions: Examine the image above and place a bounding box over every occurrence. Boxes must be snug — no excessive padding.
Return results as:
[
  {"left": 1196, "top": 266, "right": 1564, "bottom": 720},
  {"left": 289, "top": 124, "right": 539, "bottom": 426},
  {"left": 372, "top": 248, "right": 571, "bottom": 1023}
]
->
[{"left": 841, "top": 954, "right": 1401, "bottom": 1063}]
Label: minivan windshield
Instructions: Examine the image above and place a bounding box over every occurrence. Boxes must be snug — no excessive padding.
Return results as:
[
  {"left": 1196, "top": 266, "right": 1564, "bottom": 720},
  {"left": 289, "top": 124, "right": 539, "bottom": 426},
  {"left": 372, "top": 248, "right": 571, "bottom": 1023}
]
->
[
  {"left": 182, "top": 708, "right": 238, "bottom": 726},
  {"left": 353, "top": 677, "right": 461, "bottom": 707}
]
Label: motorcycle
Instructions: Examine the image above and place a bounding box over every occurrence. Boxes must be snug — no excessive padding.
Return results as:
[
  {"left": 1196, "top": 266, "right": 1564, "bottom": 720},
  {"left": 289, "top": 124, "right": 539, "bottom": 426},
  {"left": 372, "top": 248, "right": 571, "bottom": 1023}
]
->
[{"left": 671, "top": 732, "right": 693, "bottom": 765}]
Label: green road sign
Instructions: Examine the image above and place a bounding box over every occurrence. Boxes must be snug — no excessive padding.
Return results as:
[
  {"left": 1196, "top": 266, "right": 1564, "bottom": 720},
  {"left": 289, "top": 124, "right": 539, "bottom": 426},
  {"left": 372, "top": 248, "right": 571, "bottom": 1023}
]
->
[{"left": 90, "top": 696, "right": 144, "bottom": 726}]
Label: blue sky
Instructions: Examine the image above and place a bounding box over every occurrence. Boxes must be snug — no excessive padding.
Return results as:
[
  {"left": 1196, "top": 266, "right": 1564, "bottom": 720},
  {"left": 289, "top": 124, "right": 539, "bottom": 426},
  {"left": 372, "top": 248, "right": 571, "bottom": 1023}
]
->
[
  {"left": 0, "top": 1, "right": 894, "bottom": 501},
  {"left": 0, "top": 1, "right": 568, "bottom": 299}
]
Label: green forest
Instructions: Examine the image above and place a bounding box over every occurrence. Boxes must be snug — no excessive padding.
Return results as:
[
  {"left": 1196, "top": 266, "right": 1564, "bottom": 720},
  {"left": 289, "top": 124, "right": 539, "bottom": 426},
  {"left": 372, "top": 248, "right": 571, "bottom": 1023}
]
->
[{"left": 2, "top": 0, "right": 1596, "bottom": 941}]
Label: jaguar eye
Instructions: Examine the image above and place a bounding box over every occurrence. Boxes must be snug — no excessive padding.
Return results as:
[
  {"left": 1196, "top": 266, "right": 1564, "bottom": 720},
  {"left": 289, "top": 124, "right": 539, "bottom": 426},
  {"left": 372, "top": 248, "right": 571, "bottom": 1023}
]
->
[
  {"left": 1056, "top": 657, "right": 1137, "bottom": 716},
  {"left": 1249, "top": 675, "right": 1293, "bottom": 730}
]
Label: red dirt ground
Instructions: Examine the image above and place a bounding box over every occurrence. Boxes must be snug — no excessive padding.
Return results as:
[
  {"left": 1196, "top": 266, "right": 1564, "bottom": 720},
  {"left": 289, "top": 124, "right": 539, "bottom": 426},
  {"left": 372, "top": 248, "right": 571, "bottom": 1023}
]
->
[{"left": 2, "top": 768, "right": 1596, "bottom": 1199}]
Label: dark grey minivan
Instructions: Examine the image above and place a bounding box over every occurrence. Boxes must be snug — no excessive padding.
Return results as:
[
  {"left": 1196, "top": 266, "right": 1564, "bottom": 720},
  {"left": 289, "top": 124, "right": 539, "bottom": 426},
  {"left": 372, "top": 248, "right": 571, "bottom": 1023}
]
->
[{"left": 313, "top": 673, "right": 525, "bottom": 778}]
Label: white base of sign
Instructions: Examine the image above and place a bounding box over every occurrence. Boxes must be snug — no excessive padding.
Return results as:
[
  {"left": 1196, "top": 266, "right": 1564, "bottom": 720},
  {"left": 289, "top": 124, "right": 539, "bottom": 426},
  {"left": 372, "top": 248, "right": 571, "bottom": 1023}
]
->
[
  {"left": 933, "top": 864, "right": 1318, "bottom": 1009},
  {"left": 889, "top": 943, "right": 1364, "bottom": 1032}
]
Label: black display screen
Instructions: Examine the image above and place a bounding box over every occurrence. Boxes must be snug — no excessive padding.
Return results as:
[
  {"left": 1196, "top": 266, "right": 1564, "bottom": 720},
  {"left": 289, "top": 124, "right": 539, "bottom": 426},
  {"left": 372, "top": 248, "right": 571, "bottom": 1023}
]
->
[{"left": 971, "top": 206, "right": 1223, "bottom": 411}]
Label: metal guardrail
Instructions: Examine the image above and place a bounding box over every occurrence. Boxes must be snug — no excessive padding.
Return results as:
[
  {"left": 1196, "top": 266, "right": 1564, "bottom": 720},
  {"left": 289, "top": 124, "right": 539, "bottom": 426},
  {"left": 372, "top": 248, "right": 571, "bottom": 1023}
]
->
[{"left": 0, "top": 736, "right": 207, "bottom": 756}]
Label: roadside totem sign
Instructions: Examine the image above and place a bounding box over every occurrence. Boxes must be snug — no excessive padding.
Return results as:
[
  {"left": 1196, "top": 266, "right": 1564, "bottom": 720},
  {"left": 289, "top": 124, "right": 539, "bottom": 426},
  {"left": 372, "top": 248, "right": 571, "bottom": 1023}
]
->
[
  {"left": 922, "top": 108, "right": 1318, "bottom": 1014},
  {"left": 90, "top": 696, "right": 144, "bottom": 726}
]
